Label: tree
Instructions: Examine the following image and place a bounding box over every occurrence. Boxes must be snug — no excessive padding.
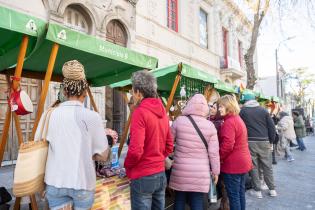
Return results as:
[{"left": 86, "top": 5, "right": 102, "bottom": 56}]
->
[
  {"left": 287, "top": 68, "right": 315, "bottom": 108},
  {"left": 244, "top": 0, "right": 315, "bottom": 90},
  {"left": 244, "top": 0, "right": 270, "bottom": 90}
]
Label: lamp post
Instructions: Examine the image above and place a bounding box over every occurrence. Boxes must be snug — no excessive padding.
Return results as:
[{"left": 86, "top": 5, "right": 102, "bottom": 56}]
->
[{"left": 275, "top": 36, "right": 296, "bottom": 97}]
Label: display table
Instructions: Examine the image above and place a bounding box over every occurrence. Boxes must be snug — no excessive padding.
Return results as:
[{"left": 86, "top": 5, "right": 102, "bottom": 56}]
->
[{"left": 92, "top": 176, "right": 131, "bottom": 210}]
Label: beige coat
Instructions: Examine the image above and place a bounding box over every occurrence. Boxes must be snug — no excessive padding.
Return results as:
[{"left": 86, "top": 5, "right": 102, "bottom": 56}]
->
[{"left": 278, "top": 116, "right": 296, "bottom": 140}]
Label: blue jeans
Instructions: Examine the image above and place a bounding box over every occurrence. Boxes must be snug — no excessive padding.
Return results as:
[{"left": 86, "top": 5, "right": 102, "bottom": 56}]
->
[
  {"left": 174, "top": 191, "right": 206, "bottom": 210},
  {"left": 296, "top": 137, "right": 306, "bottom": 150},
  {"left": 223, "top": 173, "right": 246, "bottom": 210},
  {"left": 130, "top": 172, "right": 166, "bottom": 210},
  {"left": 45, "top": 185, "right": 95, "bottom": 210}
]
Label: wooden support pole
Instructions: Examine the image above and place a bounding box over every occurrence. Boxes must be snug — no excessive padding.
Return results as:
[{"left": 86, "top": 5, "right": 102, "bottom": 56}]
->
[
  {"left": 30, "top": 43, "right": 59, "bottom": 141},
  {"left": 118, "top": 114, "right": 131, "bottom": 158},
  {"left": 0, "top": 107, "right": 12, "bottom": 165},
  {"left": 0, "top": 36, "right": 29, "bottom": 165},
  {"left": 8, "top": 71, "right": 24, "bottom": 146},
  {"left": 87, "top": 87, "right": 99, "bottom": 113},
  {"left": 30, "top": 195, "right": 38, "bottom": 210},
  {"left": 13, "top": 113, "right": 23, "bottom": 145},
  {"left": 12, "top": 35, "right": 29, "bottom": 90},
  {"left": 13, "top": 197, "right": 21, "bottom": 210},
  {"left": 165, "top": 63, "right": 182, "bottom": 113}
]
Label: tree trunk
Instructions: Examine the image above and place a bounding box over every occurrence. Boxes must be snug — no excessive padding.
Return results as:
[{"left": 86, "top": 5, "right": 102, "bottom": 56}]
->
[{"left": 245, "top": 1, "right": 268, "bottom": 90}]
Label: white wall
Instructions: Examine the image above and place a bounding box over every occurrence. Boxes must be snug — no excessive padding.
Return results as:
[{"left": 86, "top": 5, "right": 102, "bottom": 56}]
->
[{"left": 134, "top": 0, "right": 252, "bottom": 84}]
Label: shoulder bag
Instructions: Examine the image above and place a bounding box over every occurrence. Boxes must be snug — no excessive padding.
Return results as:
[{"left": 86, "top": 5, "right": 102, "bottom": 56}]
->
[
  {"left": 187, "top": 115, "right": 217, "bottom": 203},
  {"left": 13, "top": 108, "right": 54, "bottom": 197}
]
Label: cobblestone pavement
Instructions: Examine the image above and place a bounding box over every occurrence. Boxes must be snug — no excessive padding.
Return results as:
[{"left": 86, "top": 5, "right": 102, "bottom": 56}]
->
[
  {"left": 245, "top": 136, "right": 315, "bottom": 210},
  {"left": 1, "top": 137, "right": 314, "bottom": 209}
]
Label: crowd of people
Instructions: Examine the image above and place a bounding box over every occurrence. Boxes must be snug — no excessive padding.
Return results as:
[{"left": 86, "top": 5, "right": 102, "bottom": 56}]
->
[{"left": 31, "top": 60, "right": 309, "bottom": 210}]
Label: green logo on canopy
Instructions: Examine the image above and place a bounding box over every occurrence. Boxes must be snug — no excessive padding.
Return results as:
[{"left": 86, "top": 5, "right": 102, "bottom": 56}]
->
[
  {"left": 57, "top": 30, "right": 67, "bottom": 40},
  {"left": 26, "top": 20, "right": 37, "bottom": 32}
]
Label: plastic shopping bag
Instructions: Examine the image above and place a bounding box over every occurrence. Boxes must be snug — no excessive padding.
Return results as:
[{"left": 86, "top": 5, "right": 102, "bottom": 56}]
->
[{"left": 208, "top": 177, "right": 217, "bottom": 203}]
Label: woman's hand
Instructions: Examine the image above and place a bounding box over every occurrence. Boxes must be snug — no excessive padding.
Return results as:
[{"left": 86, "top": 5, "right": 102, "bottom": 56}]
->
[{"left": 213, "top": 175, "right": 219, "bottom": 185}]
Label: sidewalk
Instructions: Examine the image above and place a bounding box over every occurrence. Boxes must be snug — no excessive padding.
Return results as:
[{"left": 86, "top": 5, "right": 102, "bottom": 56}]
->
[{"left": 246, "top": 136, "right": 315, "bottom": 210}]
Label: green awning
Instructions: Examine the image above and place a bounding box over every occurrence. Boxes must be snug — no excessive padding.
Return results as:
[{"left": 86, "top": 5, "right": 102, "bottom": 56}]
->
[
  {"left": 110, "top": 63, "right": 218, "bottom": 92},
  {"left": 214, "top": 81, "right": 238, "bottom": 94},
  {"left": 258, "top": 93, "right": 271, "bottom": 101},
  {"left": 0, "top": 5, "right": 46, "bottom": 70},
  {"left": 0, "top": 11, "right": 158, "bottom": 87},
  {"left": 272, "top": 96, "right": 281, "bottom": 103},
  {"left": 22, "top": 23, "right": 158, "bottom": 86}
]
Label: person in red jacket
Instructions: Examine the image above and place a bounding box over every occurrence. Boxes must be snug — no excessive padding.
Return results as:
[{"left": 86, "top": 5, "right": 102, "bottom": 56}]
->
[
  {"left": 218, "top": 95, "right": 252, "bottom": 210},
  {"left": 124, "top": 70, "right": 174, "bottom": 210}
]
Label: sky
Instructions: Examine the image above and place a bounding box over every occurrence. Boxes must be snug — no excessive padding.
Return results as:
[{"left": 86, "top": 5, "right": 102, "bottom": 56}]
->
[{"left": 257, "top": 1, "right": 315, "bottom": 78}]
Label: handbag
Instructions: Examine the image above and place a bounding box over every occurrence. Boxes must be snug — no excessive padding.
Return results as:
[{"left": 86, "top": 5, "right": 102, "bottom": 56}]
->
[
  {"left": 187, "top": 115, "right": 217, "bottom": 203},
  {"left": 13, "top": 108, "right": 54, "bottom": 197}
]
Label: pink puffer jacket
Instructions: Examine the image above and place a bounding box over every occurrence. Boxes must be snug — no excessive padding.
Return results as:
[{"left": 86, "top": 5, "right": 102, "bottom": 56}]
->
[{"left": 169, "top": 94, "right": 220, "bottom": 193}]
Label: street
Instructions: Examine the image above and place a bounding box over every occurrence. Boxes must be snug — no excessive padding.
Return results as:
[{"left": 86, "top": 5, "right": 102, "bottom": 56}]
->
[{"left": 245, "top": 136, "right": 315, "bottom": 210}]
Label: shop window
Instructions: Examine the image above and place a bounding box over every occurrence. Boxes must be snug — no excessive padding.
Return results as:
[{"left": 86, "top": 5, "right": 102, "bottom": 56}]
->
[
  {"left": 199, "top": 9, "right": 208, "bottom": 48},
  {"left": 167, "top": 0, "right": 178, "bottom": 32}
]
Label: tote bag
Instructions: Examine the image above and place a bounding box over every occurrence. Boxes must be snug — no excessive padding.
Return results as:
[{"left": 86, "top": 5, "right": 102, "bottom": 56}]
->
[{"left": 13, "top": 109, "right": 54, "bottom": 197}]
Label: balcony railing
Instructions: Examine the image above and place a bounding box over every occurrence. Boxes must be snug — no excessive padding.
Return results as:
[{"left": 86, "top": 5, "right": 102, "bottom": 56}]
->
[
  {"left": 220, "top": 56, "right": 245, "bottom": 79},
  {"left": 220, "top": 56, "right": 242, "bottom": 71}
]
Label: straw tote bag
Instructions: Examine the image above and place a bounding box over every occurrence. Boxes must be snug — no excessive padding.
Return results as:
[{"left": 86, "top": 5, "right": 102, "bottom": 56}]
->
[{"left": 13, "top": 108, "right": 54, "bottom": 197}]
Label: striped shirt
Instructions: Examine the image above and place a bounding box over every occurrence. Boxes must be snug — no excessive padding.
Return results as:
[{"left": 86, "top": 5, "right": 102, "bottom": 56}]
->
[{"left": 35, "top": 100, "right": 108, "bottom": 190}]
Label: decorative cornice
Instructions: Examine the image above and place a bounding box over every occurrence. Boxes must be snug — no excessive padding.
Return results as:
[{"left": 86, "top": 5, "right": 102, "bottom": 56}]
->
[{"left": 222, "top": 0, "right": 253, "bottom": 30}]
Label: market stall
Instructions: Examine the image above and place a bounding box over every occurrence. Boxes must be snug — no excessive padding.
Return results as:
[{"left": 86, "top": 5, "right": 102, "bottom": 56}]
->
[
  {"left": 0, "top": 5, "right": 158, "bottom": 209},
  {"left": 111, "top": 62, "right": 220, "bottom": 157},
  {"left": 214, "top": 81, "right": 238, "bottom": 95}
]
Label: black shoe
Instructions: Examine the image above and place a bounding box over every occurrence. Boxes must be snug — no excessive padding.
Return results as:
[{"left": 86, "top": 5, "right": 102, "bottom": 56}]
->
[{"left": 290, "top": 142, "right": 298, "bottom": 147}]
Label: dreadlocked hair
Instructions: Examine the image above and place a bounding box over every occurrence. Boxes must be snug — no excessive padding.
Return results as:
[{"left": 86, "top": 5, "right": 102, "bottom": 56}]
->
[{"left": 63, "top": 78, "right": 88, "bottom": 97}]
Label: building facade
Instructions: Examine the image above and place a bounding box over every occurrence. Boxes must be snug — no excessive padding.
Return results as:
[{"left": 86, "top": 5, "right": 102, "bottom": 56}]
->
[{"left": 0, "top": 0, "right": 253, "bottom": 162}]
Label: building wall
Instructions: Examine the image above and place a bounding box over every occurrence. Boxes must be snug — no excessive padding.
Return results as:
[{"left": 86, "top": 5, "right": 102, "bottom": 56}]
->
[{"left": 133, "top": 0, "right": 252, "bottom": 84}]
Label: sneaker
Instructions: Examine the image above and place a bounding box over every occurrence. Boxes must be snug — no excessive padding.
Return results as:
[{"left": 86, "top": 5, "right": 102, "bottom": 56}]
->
[
  {"left": 287, "top": 157, "right": 295, "bottom": 162},
  {"left": 269, "top": 190, "right": 277, "bottom": 197},
  {"left": 260, "top": 180, "right": 269, "bottom": 190},
  {"left": 249, "top": 190, "right": 263, "bottom": 199}
]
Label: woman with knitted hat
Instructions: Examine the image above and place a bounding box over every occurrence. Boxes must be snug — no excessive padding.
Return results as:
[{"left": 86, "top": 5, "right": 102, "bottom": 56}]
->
[{"left": 34, "top": 60, "right": 109, "bottom": 210}]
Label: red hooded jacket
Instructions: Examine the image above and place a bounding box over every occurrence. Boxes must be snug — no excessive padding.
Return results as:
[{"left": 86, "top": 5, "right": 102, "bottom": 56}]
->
[
  {"left": 124, "top": 98, "right": 174, "bottom": 180},
  {"left": 219, "top": 114, "right": 252, "bottom": 174}
]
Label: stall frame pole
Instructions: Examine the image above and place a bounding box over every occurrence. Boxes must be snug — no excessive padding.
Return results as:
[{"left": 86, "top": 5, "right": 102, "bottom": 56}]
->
[
  {"left": 30, "top": 43, "right": 59, "bottom": 141},
  {"left": 0, "top": 35, "right": 29, "bottom": 164},
  {"left": 165, "top": 63, "right": 182, "bottom": 113},
  {"left": 14, "top": 42, "right": 59, "bottom": 210}
]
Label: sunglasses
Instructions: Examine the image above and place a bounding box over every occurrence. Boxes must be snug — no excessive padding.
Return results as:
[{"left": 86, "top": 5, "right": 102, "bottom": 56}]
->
[{"left": 209, "top": 102, "right": 217, "bottom": 109}]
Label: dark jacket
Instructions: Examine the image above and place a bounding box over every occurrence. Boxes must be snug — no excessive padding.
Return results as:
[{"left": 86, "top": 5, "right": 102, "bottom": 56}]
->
[
  {"left": 294, "top": 115, "right": 306, "bottom": 138},
  {"left": 209, "top": 115, "right": 224, "bottom": 138},
  {"left": 240, "top": 100, "right": 276, "bottom": 143},
  {"left": 124, "top": 98, "right": 174, "bottom": 180},
  {"left": 219, "top": 114, "right": 252, "bottom": 174}
]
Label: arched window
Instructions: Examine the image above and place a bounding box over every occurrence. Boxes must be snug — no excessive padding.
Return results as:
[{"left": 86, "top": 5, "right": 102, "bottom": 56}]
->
[
  {"left": 106, "top": 20, "right": 128, "bottom": 47},
  {"left": 64, "top": 5, "right": 91, "bottom": 34}
]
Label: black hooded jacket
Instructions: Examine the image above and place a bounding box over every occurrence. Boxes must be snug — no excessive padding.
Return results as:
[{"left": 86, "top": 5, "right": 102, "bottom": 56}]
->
[{"left": 240, "top": 100, "right": 276, "bottom": 143}]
